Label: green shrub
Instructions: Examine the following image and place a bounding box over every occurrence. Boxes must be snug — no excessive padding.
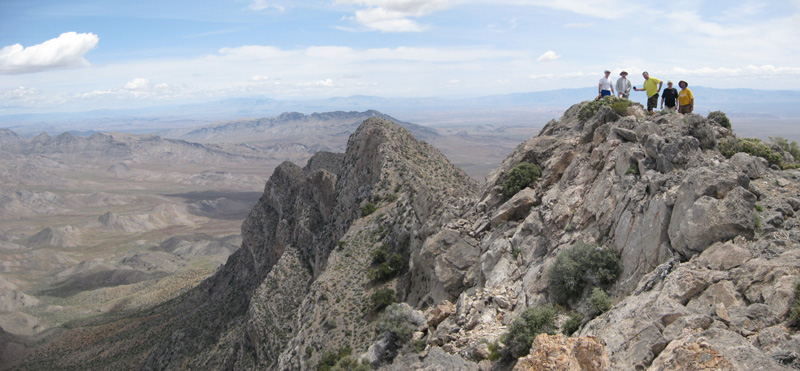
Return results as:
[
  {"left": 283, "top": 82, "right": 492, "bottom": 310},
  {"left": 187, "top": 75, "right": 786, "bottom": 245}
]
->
[
  {"left": 717, "top": 137, "right": 738, "bottom": 158},
  {"left": 362, "top": 203, "right": 377, "bottom": 217},
  {"left": 578, "top": 96, "right": 631, "bottom": 121},
  {"left": 562, "top": 312, "right": 584, "bottom": 336},
  {"left": 610, "top": 101, "right": 631, "bottom": 116},
  {"left": 487, "top": 341, "right": 501, "bottom": 362},
  {"left": 588, "top": 288, "right": 613, "bottom": 315},
  {"left": 502, "top": 162, "right": 542, "bottom": 199},
  {"left": 368, "top": 263, "right": 396, "bottom": 282},
  {"left": 708, "top": 110, "right": 731, "bottom": 129},
  {"left": 772, "top": 136, "right": 800, "bottom": 162},
  {"left": 548, "top": 242, "right": 622, "bottom": 305},
  {"left": 387, "top": 253, "right": 404, "bottom": 271},
  {"left": 384, "top": 193, "right": 399, "bottom": 203},
  {"left": 370, "top": 288, "right": 396, "bottom": 312},
  {"left": 739, "top": 138, "right": 782, "bottom": 165},
  {"left": 717, "top": 136, "right": 793, "bottom": 167},
  {"left": 625, "top": 164, "right": 639, "bottom": 176},
  {"left": 371, "top": 245, "right": 388, "bottom": 264},
  {"left": 317, "top": 346, "right": 353, "bottom": 371},
  {"left": 790, "top": 280, "right": 800, "bottom": 328},
  {"left": 413, "top": 339, "right": 427, "bottom": 353},
  {"left": 503, "top": 305, "right": 556, "bottom": 358}
]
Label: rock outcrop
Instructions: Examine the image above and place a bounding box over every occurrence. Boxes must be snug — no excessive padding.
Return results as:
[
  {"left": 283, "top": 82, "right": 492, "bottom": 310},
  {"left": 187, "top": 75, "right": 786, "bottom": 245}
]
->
[
  {"left": 513, "top": 333, "right": 609, "bottom": 371},
  {"left": 11, "top": 103, "right": 800, "bottom": 371}
]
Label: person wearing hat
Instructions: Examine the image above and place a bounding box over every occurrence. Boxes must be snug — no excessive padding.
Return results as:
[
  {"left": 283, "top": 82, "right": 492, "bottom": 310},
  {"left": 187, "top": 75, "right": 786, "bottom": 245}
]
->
[
  {"left": 616, "top": 71, "right": 632, "bottom": 99},
  {"left": 678, "top": 80, "right": 694, "bottom": 114},
  {"left": 598, "top": 70, "right": 615, "bottom": 99},
  {"left": 661, "top": 80, "right": 679, "bottom": 111},
  {"left": 633, "top": 71, "right": 662, "bottom": 114}
]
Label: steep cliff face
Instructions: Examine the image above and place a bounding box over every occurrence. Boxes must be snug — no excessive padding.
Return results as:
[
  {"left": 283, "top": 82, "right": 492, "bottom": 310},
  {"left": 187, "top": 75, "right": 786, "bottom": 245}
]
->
[{"left": 140, "top": 117, "right": 479, "bottom": 369}]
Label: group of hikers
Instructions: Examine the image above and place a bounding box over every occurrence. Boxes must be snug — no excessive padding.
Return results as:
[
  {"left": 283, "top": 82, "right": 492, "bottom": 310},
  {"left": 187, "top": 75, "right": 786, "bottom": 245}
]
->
[{"left": 598, "top": 70, "right": 694, "bottom": 115}]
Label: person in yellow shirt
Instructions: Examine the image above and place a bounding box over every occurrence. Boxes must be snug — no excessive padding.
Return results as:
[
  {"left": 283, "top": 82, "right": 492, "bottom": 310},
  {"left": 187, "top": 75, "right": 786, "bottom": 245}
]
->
[
  {"left": 678, "top": 80, "right": 694, "bottom": 114},
  {"left": 633, "top": 71, "right": 662, "bottom": 115}
]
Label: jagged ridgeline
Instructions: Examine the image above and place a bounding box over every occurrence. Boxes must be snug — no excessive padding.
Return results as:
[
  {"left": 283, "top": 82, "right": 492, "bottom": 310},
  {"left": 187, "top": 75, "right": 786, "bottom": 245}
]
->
[{"left": 11, "top": 103, "right": 800, "bottom": 370}]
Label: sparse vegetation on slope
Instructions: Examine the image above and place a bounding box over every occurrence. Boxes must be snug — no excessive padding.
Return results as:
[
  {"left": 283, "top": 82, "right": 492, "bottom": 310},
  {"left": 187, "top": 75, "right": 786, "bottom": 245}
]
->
[{"left": 718, "top": 136, "right": 800, "bottom": 169}]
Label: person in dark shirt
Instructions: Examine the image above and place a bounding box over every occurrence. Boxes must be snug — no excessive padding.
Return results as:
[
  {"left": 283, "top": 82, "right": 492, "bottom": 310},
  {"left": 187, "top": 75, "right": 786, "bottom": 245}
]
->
[{"left": 660, "top": 81, "right": 679, "bottom": 111}]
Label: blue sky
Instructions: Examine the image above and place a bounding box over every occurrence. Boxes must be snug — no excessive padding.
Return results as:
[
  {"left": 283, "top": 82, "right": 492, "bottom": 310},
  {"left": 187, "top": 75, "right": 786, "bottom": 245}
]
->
[{"left": 1, "top": 0, "right": 799, "bottom": 114}]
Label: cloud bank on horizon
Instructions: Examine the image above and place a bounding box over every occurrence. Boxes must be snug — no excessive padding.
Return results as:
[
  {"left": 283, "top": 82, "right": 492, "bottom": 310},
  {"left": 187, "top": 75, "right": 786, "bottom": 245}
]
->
[{"left": 1, "top": 0, "right": 799, "bottom": 114}]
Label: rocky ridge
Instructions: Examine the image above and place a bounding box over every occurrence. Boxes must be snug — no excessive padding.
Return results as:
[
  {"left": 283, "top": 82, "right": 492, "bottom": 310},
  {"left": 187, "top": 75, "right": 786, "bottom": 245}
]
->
[
  {"left": 8, "top": 102, "right": 800, "bottom": 370},
  {"left": 394, "top": 104, "right": 800, "bottom": 370}
]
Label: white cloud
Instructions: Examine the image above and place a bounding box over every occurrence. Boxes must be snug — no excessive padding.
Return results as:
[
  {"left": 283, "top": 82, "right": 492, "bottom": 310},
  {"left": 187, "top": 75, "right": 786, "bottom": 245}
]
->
[
  {"left": 249, "top": 0, "right": 285, "bottom": 12},
  {"left": 124, "top": 78, "right": 151, "bottom": 90},
  {"left": 564, "top": 22, "right": 593, "bottom": 28},
  {"left": 250, "top": 75, "right": 270, "bottom": 82},
  {"left": 0, "top": 32, "right": 99, "bottom": 75},
  {"left": 337, "top": 0, "right": 461, "bottom": 32},
  {"left": 495, "top": 0, "right": 642, "bottom": 19},
  {"left": 667, "top": 65, "right": 800, "bottom": 78},
  {"left": 316, "top": 78, "right": 334, "bottom": 87},
  {"left": 0, "top": 86, "right": 40, "bottom": 107},
  {"left": 536, "top": 50, "right": 561, "bottom": 62}
]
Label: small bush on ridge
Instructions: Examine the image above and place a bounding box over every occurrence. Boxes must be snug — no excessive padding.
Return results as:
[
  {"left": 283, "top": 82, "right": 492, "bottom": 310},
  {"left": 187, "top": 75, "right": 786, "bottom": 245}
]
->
[
  {"left": 548, "top": 242, "right": 622, "bottom": 305},
  {"left": 502, "top": 162, "right": 542, "bottom": 199},
  {"left": 708, "top": 110, "right": 731, "bottom": 130},
  {"left": 579, "top": 96, "right": 631, "bottom": 121}
]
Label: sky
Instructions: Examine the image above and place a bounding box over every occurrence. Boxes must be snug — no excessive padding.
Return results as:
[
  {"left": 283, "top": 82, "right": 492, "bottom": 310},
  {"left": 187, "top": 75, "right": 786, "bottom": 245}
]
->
[{"left": 1, "top": 0, "right": 800, "bottom": 115}]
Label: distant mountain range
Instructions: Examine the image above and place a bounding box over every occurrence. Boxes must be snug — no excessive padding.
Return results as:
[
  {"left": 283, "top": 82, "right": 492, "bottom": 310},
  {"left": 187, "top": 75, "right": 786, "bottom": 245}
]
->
[
  {"left": 1, "top": 87, "right": 799, "bottom": 137},
  {"left": 162, "top": 110, "right": 439, "bottom": 145}
]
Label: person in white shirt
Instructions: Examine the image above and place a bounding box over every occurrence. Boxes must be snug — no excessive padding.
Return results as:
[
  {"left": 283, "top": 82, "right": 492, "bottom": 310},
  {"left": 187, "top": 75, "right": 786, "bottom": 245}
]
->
[
  {"left": 598, "top": 70, "right": 615, "bottom": 99},
  {"left": 616, "top": 71, "right": 632, "bottom": 99}
]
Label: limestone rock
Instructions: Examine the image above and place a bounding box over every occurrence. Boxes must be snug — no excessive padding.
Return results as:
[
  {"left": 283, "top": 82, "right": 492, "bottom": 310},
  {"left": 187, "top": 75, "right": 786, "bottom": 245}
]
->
[
  {"left": 513, "top": 333, "right": 609, "bottom": 371},
  {"left": 491, "top": 188, "right": 537, "bottom": 227}
]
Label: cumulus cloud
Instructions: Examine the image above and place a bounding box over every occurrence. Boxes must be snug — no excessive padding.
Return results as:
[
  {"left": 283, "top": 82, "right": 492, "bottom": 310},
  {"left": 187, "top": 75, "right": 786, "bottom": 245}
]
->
[
  {"left": 536, "top": 50, "right": 561, "bottom": 62},
  {"left": 0, "top": 32, "right": 98, "bottom": 75},
  {"left": 124, "top": 78, "right": 151, "bottom": 90},
  {"left": 338, "top": 0, "right": 460, "bottom": 32}
]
